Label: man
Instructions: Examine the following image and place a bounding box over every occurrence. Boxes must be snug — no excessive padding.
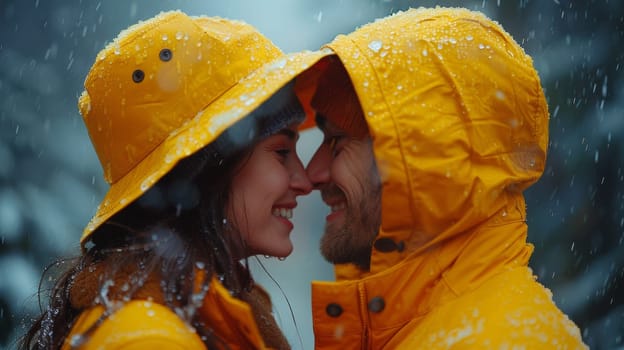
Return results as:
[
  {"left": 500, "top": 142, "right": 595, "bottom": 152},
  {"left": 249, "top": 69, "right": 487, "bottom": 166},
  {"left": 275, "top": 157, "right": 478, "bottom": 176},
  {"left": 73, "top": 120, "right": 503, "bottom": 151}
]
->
[{"left": 301, "top": 8, "right": 587, "bottom": 349}]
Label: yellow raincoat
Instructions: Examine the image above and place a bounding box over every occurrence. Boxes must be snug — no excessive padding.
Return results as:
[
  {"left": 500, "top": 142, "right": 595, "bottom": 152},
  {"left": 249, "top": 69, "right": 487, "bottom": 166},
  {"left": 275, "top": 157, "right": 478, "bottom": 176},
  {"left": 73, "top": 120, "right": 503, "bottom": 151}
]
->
[
  {"left": 309, "top": 8, "right": 587, "bottom": 349},
  {"left": 56, "top": 10, "right": 330, "bottom": 350},
  {"left": 61, "top": 278, "right": 273, "bottom": 349}
]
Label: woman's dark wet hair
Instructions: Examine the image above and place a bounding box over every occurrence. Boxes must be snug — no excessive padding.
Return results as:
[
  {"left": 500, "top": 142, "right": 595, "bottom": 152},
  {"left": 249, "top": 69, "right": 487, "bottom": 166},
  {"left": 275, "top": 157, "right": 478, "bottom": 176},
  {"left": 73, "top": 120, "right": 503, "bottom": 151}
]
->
[
  {"left": 19, "top": 139, "right": 253, "bottom": 350},
  {"left": 20, "top": 81, "right": 305, "bottom": 350}
]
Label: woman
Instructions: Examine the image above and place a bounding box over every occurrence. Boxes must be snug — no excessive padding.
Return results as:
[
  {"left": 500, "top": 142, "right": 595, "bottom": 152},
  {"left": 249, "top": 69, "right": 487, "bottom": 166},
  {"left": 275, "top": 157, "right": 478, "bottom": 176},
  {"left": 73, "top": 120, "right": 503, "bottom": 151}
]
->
[{"left": 21, "top": 10, "right": 329, "bottom": 350}]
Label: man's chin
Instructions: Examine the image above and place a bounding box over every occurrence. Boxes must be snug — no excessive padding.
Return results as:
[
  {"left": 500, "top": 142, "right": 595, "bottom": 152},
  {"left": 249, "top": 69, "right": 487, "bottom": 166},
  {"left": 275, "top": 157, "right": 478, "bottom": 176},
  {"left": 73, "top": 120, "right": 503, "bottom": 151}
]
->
[{"left": 319, "top": 228, "right": 352, "bottom": 264}]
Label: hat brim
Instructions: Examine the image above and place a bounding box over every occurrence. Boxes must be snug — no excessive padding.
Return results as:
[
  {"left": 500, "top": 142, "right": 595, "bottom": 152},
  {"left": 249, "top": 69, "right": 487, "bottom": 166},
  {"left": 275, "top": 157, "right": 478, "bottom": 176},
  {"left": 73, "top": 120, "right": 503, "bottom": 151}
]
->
[{"left": 82, "top": 49, "right": 333, "bottom": 244}]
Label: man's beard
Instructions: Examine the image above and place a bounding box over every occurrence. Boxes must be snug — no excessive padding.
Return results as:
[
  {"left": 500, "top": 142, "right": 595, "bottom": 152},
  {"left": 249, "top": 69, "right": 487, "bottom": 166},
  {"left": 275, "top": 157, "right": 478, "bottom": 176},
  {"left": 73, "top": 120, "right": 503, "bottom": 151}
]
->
[{"left": 319, "top": 181, "right": 381, "bottom": 270}]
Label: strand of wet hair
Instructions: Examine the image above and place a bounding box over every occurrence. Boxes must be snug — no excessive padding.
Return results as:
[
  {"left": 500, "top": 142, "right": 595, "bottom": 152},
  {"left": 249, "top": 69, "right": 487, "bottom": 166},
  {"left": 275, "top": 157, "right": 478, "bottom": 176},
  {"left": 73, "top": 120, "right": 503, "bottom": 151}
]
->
[{"left": 253, "top": 256, "right": 304, "bottom": 350}]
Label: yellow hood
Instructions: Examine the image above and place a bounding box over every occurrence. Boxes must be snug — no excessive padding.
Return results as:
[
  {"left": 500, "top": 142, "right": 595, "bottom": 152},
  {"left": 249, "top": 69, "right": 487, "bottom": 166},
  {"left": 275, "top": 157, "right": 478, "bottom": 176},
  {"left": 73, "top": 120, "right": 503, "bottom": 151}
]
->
[
  {"left": 326, "top": 7, "right": 548, "bottom": 279},
  {"left": 310, "top": 8, "right": 586, "bottom": 349}
]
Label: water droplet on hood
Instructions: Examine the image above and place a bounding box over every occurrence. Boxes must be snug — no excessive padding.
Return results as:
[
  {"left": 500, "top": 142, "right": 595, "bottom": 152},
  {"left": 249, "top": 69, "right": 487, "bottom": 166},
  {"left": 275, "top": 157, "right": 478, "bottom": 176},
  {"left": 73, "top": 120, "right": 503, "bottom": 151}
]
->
[{"left": 368, "top": 40, "right": 382, "bottom": 53}]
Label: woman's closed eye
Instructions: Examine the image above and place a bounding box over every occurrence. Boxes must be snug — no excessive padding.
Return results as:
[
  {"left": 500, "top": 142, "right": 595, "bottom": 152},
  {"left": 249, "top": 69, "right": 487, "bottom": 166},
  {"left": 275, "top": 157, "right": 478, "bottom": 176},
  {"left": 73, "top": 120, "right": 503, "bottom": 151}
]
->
[{"left": 275, "top": 148, "right": 291, "bottom": 158}]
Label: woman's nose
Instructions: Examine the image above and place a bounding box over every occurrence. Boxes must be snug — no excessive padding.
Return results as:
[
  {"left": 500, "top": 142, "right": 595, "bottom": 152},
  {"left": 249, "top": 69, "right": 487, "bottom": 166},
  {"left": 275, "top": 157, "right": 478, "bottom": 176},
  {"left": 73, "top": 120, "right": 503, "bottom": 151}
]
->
[{"left": 291, "top": 155, "right": 313, "bottom": 195}]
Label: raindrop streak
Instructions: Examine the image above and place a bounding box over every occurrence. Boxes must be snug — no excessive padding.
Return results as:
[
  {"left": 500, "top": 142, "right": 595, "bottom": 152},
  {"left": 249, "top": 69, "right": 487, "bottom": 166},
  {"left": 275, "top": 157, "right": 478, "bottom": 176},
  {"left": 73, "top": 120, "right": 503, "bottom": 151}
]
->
[
  {"left": 594, "top": 151, "right": 599, "bottom": 163},
  {"left": 316, "top": 11, "right": 323, "bottom": 22}
]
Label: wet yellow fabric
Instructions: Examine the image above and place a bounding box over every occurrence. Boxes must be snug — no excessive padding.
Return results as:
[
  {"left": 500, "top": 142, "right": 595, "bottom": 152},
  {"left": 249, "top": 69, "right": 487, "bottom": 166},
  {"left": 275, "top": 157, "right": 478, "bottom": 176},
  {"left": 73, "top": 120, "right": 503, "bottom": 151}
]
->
[
  {"left": 62, "top": 279, "right": 271, "bottom": 349},
  {"left": 79, "top": 11, "right": 329, "bottom": 242},
  {"left": 309, "top": 8, "right": 587, "bottom": 349},
  {"left": 61, "top": 301, "right": 205, "bottom": 350}
]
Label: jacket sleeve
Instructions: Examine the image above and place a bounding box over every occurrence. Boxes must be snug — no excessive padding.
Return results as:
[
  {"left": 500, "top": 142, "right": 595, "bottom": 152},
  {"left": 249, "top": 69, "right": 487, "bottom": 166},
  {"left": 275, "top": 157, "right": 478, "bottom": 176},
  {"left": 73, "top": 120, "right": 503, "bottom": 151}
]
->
[{"left": 63, "top": 301, "right": 206, "bottom": 350}]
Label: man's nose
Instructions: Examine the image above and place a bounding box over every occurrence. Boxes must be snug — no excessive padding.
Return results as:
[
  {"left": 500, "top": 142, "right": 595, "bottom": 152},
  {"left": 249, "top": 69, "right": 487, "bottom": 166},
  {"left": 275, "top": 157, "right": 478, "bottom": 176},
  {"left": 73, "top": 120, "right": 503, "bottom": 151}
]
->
[{"left": 306, "top": 144, "right": 332, "bottom": 189}]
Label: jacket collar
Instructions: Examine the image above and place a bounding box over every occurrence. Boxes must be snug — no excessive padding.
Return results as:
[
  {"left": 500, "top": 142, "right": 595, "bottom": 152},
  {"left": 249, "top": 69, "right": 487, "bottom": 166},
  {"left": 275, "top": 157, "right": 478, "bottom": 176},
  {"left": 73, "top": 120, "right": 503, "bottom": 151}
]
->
[{"left": 312, "top": 196, "right": 533, "bottom": 348}]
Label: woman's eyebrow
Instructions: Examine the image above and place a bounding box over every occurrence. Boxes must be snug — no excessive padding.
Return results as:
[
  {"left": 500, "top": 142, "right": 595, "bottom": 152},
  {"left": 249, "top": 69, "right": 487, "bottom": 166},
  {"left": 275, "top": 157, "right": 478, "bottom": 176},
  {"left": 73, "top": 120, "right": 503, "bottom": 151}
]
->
[{"left": 278, "top": 128, "right": 298, "bottom": 140}]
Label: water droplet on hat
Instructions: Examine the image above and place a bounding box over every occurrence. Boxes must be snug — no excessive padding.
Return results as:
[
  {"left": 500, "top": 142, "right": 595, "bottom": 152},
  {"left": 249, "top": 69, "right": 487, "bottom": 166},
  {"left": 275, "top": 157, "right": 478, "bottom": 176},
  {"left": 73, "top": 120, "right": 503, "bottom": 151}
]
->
[
  {"left": 162, "top": 34, "right": 168, "bottom": 41},
  {"left": 140, "top": 178, "right": 152, "bottom": 192},
  {"left": 266, "top": 58, "right": 286, "bottom": 71},
  {"left": 466, "top": 35, "right": 474, "bottom": 41},
  {"left": 422, "top": 49, "right": 428, "bottom": 56},
  {"left": 368, "top": 40, "right": 382, "bottom": 53}
]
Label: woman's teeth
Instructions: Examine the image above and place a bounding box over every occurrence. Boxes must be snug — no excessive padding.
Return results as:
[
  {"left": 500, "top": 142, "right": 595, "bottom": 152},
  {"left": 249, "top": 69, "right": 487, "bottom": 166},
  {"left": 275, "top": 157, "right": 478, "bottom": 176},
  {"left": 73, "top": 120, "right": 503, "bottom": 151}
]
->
[{"left": 272, "top": 208, "right": 293, "bottom": 219}]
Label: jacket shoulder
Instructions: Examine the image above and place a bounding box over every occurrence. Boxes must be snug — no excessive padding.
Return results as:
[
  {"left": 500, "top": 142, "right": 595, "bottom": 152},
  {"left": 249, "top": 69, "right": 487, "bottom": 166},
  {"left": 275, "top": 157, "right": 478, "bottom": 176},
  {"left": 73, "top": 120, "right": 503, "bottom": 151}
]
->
[
  {"left": 63, "top": 300, "right": 206, "bottom": 350},
  {"left": 390, "top": 268, "right": 587, "bottom": 349}
]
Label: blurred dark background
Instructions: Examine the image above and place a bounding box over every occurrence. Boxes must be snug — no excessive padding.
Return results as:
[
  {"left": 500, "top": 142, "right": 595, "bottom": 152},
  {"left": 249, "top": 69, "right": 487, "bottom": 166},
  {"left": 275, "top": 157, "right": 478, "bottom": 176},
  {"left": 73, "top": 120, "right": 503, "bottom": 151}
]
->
[{"left": 1, "top": 1, "right": 622, "bottom": 349}]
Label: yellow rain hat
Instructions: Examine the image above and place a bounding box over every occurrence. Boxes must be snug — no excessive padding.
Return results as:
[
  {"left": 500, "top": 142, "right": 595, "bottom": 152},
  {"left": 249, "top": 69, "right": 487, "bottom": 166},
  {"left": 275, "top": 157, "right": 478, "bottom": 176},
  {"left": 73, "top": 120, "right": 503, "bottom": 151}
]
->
[{"left": 79, "top": 10, "right": 330, "bottom": 243}]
